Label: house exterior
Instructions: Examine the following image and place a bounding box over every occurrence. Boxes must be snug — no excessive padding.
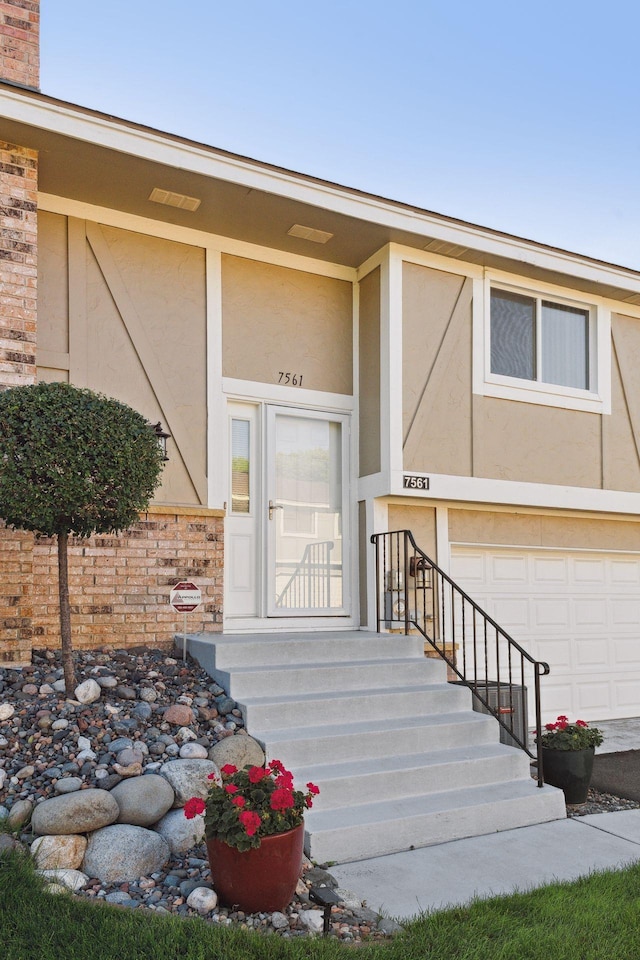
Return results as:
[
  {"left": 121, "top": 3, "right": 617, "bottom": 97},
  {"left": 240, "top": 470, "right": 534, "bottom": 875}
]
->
[{"left": 2, "top": 0, "right": 640, "bottom": 723}]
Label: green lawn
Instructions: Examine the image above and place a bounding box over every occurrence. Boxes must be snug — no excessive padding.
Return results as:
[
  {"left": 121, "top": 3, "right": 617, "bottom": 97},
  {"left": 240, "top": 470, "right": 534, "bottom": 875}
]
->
[{"left": 2, "top": 850, "right": 640, "bottom": 960}]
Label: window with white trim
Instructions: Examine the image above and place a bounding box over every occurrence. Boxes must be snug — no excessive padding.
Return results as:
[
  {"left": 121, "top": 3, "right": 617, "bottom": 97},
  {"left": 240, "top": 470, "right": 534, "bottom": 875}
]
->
[{"left": 475, "top": 276, "right": 611, "bottom": 414}]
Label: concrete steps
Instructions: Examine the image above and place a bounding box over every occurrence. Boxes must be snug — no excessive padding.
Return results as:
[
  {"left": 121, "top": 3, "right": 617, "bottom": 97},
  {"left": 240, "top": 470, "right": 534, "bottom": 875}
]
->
[{"left": 187, "top": 630, "right": 565, "bottom": 863}]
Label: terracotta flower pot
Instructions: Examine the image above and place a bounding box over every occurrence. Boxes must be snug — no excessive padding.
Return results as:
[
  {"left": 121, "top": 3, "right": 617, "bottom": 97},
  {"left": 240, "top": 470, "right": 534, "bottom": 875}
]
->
[
  {"left": 205, "top": 822, "right": 305, "bottom": 913},
  {"left": 542, "top": 746, "right": 595, "bottom": 804}
]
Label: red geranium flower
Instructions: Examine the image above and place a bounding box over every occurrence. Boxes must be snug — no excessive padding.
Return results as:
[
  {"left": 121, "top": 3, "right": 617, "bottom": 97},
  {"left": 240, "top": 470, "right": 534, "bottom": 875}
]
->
[
  {"left": 224, "top": 783, "right": 239, "bottom": 794},
  {"left": 248, "top": 766, "right": 270, "bottom": 783},
  {"left": 231, "top": 795, "right": 246, "bottom": 807},
  {"left": 183, "top": 797, "right": 206, "bottom": 819},
  {"left": 306, "top": 782, "right": 320, "bottom": 795},
  {"left": 220, "top": 764, "right": 238, "bottom": 776},
  {"left": 275, "top": 772, "right": 294, "bottom": 789},
  {"left": 239, "top": 810, "right": 261, "bottom": 836},
  {"left": 576, "top": 719, "right": 588, "bottom": 727},
  {"left": 270, "top": 787, "right": 295, "bottom": 811}
]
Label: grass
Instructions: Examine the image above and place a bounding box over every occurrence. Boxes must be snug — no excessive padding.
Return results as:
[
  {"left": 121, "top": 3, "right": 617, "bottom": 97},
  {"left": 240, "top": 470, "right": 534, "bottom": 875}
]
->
[{"left": 2, "top": 849, "right": 640, "bottom": 960}]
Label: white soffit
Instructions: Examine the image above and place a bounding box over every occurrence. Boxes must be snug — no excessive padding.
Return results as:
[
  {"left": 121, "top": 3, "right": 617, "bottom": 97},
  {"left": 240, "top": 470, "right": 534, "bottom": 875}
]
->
[
  {"left": 149, "top": 187, "right": 201, "bottom": 212},
  {"left": 287, "top": 223, "right": 334, "bottom": 244}
]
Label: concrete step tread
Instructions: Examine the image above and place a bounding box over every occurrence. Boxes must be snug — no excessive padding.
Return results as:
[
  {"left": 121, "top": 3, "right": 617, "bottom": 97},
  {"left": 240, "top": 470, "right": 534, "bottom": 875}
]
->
[
  {"left": 259, "top": 709, "right": 494, "bottom": 745},
  {"left": 239, "top": 681, "right": 462, "bottom": 709},
  {"left": 290, "top": 741, "right": 528, "bottom": 782},
  {"left": 304, "top": 778, "right": 553, "bottom": 832},
  {"left": 223, "top": 655, "right": 432, "bottom": 675}
]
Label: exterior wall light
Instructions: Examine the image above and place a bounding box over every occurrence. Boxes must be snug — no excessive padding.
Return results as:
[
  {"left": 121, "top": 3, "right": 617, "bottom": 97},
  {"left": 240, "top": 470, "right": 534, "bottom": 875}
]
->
[{"left": 150, "top": 421, "right": 170, "bottom": 461}]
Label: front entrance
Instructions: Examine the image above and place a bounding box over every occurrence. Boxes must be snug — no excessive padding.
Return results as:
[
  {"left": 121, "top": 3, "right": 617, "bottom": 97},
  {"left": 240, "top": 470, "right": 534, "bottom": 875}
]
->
[{"left": 225, "top": 402, "right": 350, "bottom": 623}]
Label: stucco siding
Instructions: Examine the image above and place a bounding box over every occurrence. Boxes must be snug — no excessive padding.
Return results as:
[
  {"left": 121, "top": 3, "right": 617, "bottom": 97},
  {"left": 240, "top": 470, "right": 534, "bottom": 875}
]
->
[
  {"left": 222, "top": 254, "right": 353, "bottom": 395},
  {"left": 449, "top": 508, "right": 640, "bottom": 552}
]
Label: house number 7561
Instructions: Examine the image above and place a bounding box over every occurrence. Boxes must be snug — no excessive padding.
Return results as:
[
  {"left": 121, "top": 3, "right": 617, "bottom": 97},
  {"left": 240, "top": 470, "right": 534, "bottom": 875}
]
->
[{"left": 278, "top": 372, "right": 303, "bottom": 386}]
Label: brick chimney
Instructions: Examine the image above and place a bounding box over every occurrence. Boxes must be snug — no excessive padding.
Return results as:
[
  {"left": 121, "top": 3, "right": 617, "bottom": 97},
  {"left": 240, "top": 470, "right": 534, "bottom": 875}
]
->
[
  {"left": 0, "top": 0, "right": 38, "bottom": 389},
  {"left": 0, "top": 0, "right": 39, "bottom": 90}
]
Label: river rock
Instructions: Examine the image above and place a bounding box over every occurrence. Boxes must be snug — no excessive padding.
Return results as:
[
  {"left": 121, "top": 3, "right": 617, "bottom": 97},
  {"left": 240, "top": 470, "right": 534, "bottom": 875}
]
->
[
  {"left": 74, "top": 679, "right": 102, "bottom": 705},
  {"left": 179, "top": 742, "right": 208, "bottom": 759},
  {"left": 83, "top": 824, "right": 170, "bottom": 883},
  {"left": 208, "top": 734, "right": 265, "bottom": 770},
  {"left": 0, "top": 703, "right": 15, "bottom": 721},
  {"left": 163, "top": 704, "right": 195, "bottom": 726},
  {"left": 32, "top": 789, "right": 120, "bottom": 836},
  {"left": 159, "top": 758, "right": 219, "bottom": 807},
  {"left": 186, "top": 886, "right": 218, "bottom": 913},
  {"left": 298, "top": 910, "right": 325, "bottom": 933},
  {"left": 153, "top": 807, "right": 205, "bottom": 854},
  {"left": 110, "top": 774, "right": 174, "bottom": 826},
  {"left": 31, "top": 834, "right": 87, "bottom": 870},
  {"left": 7, "top": 798, "right": 33, "bottom": 829},
  {"left": 38, "top": 868, "right": 89, "bottom": 892}
]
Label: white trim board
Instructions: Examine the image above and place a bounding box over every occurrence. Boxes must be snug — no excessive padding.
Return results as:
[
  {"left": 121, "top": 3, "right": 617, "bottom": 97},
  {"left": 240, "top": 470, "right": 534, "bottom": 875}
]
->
[{"left": 222, "top": 378, "right": 354, "bottom": 412}]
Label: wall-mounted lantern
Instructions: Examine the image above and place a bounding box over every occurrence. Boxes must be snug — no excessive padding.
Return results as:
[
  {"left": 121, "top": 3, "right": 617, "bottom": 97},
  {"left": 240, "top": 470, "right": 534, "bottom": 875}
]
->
[{"left": 150, "top": 421, "right": 170, "bottom": 462}]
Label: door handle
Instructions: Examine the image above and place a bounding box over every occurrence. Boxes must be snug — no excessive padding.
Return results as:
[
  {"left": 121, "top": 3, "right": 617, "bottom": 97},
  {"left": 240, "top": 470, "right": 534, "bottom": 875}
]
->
[{"left": 268, "top": 500, "right": 283, "bottom": 520}]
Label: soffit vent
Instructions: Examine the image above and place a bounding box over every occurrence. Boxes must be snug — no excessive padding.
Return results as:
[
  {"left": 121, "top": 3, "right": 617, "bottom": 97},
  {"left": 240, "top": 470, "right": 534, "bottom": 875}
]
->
[
  {"left": 423, "top": 238, "right": 469, "bottom": 258},
  {"left": 287, "top": 223, "right": 334, "bottom": 244},
  {"left": 149, "top": 187, "right": 201, "bottom": 212}
]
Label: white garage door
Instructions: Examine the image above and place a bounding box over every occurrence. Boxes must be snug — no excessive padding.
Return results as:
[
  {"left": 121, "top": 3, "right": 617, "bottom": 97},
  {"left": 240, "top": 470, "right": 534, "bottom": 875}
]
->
[{"left": 450, "top": 545, "right": 640, "bottom": 723}]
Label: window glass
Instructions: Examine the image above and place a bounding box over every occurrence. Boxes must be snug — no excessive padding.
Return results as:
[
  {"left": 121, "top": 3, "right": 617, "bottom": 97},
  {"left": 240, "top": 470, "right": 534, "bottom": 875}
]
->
[
  {"left": 490, "top": 289, "right": 535, "bottom": 380},
  {"left": 541, "top": 301, "right": 589, "bottom": 390},
  {"left": 231, "top": 419, "right": 250, "bottom": 513}
]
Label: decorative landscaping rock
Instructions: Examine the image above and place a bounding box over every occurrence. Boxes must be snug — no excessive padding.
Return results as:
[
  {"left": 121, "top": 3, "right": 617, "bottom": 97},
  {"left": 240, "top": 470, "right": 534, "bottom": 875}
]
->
[
  {"left": 298, "top": 910, "right": 325, "bottom": 933},
  {"left": 0, "top": 702, "right": 15, "bottom": 721},
  {"left": 208, "top": 733, "right": 265, "bottom": 770},
  {"left": 113, "top": 761, "right": 143, "bottom": 778},
  {"left": 83, "top": 824, "right": 170, "bottom": 883},
  {"left": 186, "top": 886, "right": 218, "bottom": 913},
  {"left": 159, "top": 758, "right": 219, "bottom": 807},
  {"left": 163, "top": 704, "right": 195, "bottom": 726},
  {"left": 32, "top": 789, "right": 119, "bottom": 836},
  {"left": 74, "top": 679, "right": 102, "bottom": 704},
  {"left": 153, "top": 807, "right": 205, "bottom": 854},
  {"left": 38, "top": 868, "right": 89, "bottom": 892},
  {"left": 31, "top": 834, "right": 87, "bottom": 870},
  {"left": 54, "top": 777, "right": 83, "bottom": 794},
  {"left": 110, "top": 774, "right": 174, "bottom": 826},
  {"left": 7, "top": 798, "right": 33, "bottom": 829},
  {"left": 179, "top": 742, "right": 208, "bottom": 759}
]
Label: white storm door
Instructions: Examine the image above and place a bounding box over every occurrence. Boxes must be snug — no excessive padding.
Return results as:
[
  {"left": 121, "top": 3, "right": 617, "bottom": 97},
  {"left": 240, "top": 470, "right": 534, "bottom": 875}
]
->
[
  {"left": 266, "top": 407, "right": 349, "bottom": 617},
  {"left": 225, "top": 403, "right": 260, "bottom": 618}
]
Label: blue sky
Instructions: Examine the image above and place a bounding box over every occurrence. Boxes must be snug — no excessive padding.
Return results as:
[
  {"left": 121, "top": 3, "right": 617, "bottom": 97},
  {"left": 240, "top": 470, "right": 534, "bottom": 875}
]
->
[{"left": 40, "top": 1, "right": 640, "bottom": 270}]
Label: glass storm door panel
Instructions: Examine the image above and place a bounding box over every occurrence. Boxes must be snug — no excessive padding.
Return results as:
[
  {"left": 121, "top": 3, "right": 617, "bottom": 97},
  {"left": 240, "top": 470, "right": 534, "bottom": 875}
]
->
[
  {"left": 225, "top": 403, "right": 260, "bottom": 619},
  {"left": 267, "top": 408, "right": 348, "bottom": 616}
]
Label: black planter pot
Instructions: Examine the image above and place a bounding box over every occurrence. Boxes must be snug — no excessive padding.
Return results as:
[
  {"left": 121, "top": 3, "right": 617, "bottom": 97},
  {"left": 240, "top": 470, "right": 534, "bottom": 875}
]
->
[{"left": 541, "top": 746, "right": 595, "bottom": 804}]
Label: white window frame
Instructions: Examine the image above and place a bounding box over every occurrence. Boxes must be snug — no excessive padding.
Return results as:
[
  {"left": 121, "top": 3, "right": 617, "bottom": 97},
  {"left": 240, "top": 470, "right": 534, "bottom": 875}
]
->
[{"left": 474, "top": 271, "right": 611, "bottom": 415}]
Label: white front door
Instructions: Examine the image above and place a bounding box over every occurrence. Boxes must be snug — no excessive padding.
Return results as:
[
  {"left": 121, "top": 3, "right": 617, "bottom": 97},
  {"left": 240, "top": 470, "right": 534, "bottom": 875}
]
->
[{"left": 225, "top": 402, "right": 350, "bottom": 622}]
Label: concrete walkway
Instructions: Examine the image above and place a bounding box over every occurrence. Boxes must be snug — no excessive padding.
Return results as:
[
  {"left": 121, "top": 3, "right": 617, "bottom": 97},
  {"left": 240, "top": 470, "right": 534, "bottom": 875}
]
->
[{"left": 331, "top": 718, "right": 640, "bottom": 919}]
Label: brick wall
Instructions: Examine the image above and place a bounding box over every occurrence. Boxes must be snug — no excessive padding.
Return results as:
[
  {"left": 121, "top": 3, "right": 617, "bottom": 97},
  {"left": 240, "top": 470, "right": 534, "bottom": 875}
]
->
[
  {"left": 0, "top": 0, "right": 39, "bottom": 90},
  {"left": 0, "top": 139, "right": 37, "bottom": 388},
  {"left": 0, "top": 506, "right": 225, "bottom": 665}
]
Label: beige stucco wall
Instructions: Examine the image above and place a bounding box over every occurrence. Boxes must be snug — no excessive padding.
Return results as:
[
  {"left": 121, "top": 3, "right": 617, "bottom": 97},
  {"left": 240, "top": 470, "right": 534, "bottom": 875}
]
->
[
  {"left": 387, "top": 504, "right": 437, "bottom": 560},
  {"left": 402, "top": 262, "right": 473, "bottom": 476},
  {"left": 359, "top": 267, "right": 381, "bottom": 477},
  {"left": 401, "top": 263, "right": 640, "bottom": 494},
  {"left": 37, "top": 213, "right": 207, "bottom": 506},
  {"left": 222, "top": 255, "right": 353, "bottom": 395},
  {"left": 449, "top": 508, "right": 640, "bottom": 552}
]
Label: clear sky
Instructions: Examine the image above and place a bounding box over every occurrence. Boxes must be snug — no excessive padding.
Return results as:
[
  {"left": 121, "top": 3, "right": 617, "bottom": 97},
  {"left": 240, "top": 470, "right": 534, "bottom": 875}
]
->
[{"left": 40, "top": 1, "right": 640, "bottom": 271}]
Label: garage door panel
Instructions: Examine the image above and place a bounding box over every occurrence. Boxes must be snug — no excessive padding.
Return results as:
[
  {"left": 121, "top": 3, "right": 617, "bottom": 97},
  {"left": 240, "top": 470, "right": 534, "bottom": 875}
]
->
[
  {"left": 535, "top": 638, "right": 571, "bottom": 671},
  {"left": 573, "top": 599, "right": 607, "bottom": 628},
  {"left": 575, "top": 681, "right": 612, "bottom": 714},
  {"left": 615, "top": 678, "right": 640, "bottom": 708},
  {"left": 613, "top": 640, "right": 640, "bottom": 665},
  {"left": 573, "top": 637, "right": 611, "bottom": 668},
  {"left": 450, "top": 544, "right": 640, "bottom": 722},
  {"left": 610, "top": 560, "right": 640, "bottom": 584},
  {"left": 490, "top": 598, "right": 530, "bottom": 630},
  {"left": 611, "top": 599, "right": 640, "bottom": 626},
  {"left": 491, "top": 556, "right": 528, "bottom": 582},
  {"left": 533, "top": 598, "right": 570, "bottom": 627},
  {"left": 532, "top": 557, "right": 568, "bottom": 581},
  {"left": 572, "top": 558, "right": 607, "bottom": 582}
]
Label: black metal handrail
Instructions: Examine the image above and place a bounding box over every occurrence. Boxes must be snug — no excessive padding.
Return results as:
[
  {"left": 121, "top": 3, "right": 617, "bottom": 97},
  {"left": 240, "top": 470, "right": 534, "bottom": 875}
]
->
[{"left": 371, "top": 529, "right": 549, "bottom": 787}]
